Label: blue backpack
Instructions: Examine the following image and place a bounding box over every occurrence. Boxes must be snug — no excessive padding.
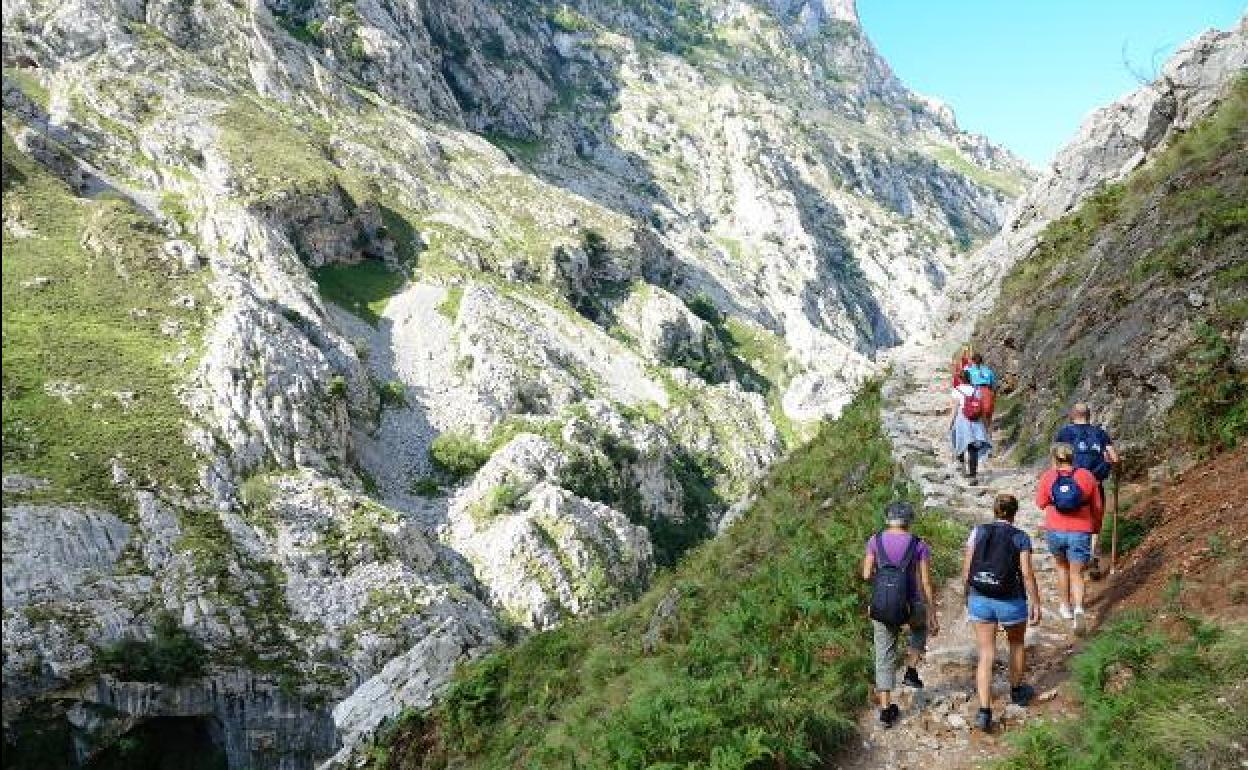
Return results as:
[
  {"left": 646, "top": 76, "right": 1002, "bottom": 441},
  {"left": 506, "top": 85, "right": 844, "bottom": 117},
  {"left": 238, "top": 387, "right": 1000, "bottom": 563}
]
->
[
  {"left": 1051, "top": 471, "right": 1084, "bottom": 513},
  {"left": 1068, "top": 425, "right": 1112, "bottom": 481}
]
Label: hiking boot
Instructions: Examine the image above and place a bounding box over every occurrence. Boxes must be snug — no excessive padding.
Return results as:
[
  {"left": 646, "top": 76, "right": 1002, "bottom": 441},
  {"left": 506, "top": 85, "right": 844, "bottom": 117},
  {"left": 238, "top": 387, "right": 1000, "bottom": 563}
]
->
[
  {"left": 967, "top": 474, "right": 978, "bottom": 486},
  {"left": 1073, "top": 607, "right": 1087, "bottom": 635},
  {"left": 974, "top": 707, "right": 992, "bottom": 732},
  {"left": 879, "top": 703, "right": 900, "bottom": 728},
  {"left": 902, "top": 666, "right": 924, "bottom": 689},
  {"left": 1010, "top": 684, "right": 1035, "bottom": 707}
]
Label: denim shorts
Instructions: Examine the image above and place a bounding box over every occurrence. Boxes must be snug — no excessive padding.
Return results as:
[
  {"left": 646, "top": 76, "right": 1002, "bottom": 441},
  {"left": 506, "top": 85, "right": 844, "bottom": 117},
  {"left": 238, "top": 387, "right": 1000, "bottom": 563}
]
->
[
  {"left": 967, "top": 592, "right": 1028, "bottom": 626},
  {"left": 1047, "top": 530, "right": 1093, "bottom": 564}
]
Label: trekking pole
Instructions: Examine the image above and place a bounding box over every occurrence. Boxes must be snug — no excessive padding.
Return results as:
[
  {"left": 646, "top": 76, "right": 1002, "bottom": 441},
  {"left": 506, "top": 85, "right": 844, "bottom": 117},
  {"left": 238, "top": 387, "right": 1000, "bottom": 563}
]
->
[{"left": 1109, "top": 463, "right": 1120, "bottom": 575}]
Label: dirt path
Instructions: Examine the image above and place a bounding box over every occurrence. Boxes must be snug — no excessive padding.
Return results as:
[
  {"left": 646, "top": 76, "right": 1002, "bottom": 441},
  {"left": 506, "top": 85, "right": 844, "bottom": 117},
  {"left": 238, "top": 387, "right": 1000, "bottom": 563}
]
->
[{"left": 843, "top": 340, "right": 1091, "bottom": 769}]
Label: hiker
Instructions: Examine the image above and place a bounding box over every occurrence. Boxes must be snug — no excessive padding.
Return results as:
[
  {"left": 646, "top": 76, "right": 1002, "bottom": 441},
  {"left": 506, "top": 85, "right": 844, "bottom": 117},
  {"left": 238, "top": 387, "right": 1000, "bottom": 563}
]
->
[
  {"left": 963, "top": 352, "right": 998, "bottom": 430},
  {"left": 1035, "top": 442, "right": 1103, "bottom": 633},
  {"left": 963, "top": 494, "right": 1042, "bottom": 733},
  {"left": 1055, "top": 403, "right": 1119, "bottom": 575},
  {"left": 950, "top": 369, "right": 992, "bottom": 484},
  {"left": 863, "top": 501, "right": 939, "bottom": 728},
  {"left": 950, "top": 344, "right": 973, "bottom": 387}
]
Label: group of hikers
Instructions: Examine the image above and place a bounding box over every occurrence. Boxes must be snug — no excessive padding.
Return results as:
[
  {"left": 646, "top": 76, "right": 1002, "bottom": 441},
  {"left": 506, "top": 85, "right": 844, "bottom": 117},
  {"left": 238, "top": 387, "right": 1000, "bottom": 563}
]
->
[{"left": 863, "top": 347, "right": 1120, "bottom": 733}]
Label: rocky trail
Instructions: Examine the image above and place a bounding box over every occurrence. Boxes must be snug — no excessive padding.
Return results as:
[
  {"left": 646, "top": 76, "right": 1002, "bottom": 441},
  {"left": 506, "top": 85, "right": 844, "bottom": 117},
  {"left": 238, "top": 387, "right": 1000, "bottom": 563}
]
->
[{"left": 844, "top": 340, "right": 1091, "bottom": 769}]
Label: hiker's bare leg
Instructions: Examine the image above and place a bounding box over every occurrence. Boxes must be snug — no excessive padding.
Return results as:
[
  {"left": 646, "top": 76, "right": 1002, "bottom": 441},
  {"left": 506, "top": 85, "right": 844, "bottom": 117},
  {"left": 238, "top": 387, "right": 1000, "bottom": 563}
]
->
[
  {"left": 974, "top": 622, "right": 996, "bottom": 710},
  {"left": 1006, "top": 623, "right": 1027, "bottom": 687},
  {"left": 1069, "top": 561, "right": 1087, "bottom": 609},
  {"left": 1054, "top": 557, "right": 1070, "bottom": 607}
]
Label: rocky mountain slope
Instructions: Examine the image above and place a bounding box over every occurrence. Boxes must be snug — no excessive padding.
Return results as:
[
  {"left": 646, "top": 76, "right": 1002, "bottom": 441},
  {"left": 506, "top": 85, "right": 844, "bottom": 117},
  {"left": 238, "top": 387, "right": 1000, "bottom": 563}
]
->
[
  {"left": 961, "top": 23, "right": 1247, "bottom": 470},
  {"left": 2, "top": 0, "right": 1032, "bottom": 767}
]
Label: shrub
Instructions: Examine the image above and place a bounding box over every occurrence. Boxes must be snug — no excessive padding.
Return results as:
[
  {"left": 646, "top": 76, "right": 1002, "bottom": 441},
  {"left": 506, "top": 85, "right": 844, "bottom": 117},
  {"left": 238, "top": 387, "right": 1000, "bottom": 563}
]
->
[
  {"left": 429, "top": 432, "right": 491, "bottom": 479},
  {"left": 377, "top": 379, "right": 407, "bottom": 408},
  {"left": 408, "top": 477, "right": 442, "bottom": 497},
  {"left": 685, "top": 290, "right": 722, "bottom": 324},
  {"left": 470, "top": 482, "right": 525, "bottom": 523},
  {"left": 327, "top": 375, "right": 348, "bottom": 400},
  {"left": 97, "top": 612, "right": 206, "bottom": 685},
  {"left": 548, "top": 5, "right": 589, "bottom": 33}
]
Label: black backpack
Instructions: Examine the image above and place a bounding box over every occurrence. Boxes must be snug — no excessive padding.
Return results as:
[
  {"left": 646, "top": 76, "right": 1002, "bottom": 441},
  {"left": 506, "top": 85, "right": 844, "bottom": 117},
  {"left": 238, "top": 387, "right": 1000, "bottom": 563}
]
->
[
  {"left": 967, "top": 523, "right": 1023, "bottom": 599},
  {"left": 1069, "top": 424, "right": 1112, "bottom": 481},
  {"left": 868, "top": 532, "right": 919, "bottom": 626}
]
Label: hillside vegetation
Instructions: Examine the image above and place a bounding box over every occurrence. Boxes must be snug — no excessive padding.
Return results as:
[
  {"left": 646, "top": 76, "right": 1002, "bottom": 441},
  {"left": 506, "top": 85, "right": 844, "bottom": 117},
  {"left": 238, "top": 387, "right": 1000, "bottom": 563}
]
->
[
  {"left": 2, "top": 129, "right": 208, "bottom": 510},
  {"left": 975, "top": 77, "right": 1248, "bottom": 467},
  {"left": 364, "top": 384, "right": 965, "bottom": 769}
]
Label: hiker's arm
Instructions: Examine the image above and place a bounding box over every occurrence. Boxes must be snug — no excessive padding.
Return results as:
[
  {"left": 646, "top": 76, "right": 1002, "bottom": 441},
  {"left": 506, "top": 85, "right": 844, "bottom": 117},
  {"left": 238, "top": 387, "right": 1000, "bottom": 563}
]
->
[
  {"left": 919, "top": 559, "right": 939, "bottom": 634},
  {"left": 1105, "top": 444, "right": 1120, "bottom": 465},
  {"left": 960, "top": 543, "right": 973, "bottom": 605},
  {"left": 861, "top": 550, "right": 875, "bottom": 582},
  {"left": 1034, "top": 477, "right": 1053, "bottom": 516},
  {"left": 1020, "top": 550, "right": 1042, "bottom": 624}
]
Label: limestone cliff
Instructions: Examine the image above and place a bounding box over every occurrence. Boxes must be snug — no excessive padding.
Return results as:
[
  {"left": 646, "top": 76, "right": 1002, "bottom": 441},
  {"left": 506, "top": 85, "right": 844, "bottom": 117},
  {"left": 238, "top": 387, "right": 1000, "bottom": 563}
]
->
[{"left": 2, "top": 0, "right": 1032, "bottom": 766}]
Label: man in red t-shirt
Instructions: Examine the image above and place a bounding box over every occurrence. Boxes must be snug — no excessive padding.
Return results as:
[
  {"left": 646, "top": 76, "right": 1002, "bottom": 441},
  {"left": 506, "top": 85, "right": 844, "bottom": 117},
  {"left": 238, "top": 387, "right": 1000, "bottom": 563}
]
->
[{"left": 1035, "top": 442, "right": 1103, "bottom": 634}]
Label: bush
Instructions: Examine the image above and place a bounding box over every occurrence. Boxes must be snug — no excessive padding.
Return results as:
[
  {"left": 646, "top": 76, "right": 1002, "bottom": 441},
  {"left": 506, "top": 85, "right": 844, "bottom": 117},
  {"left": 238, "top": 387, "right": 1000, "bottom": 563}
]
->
[
  {"left": 377, "top": 379, "right": 407, "bottom": 408},
  {"left": 429, "top": 432, "right": 491, "bottom": 479},
  {"left": 470, "top": 482, "right": 525, "bottom": 522},
  {"left": 97, "top": 612, "right": 206, "bottom": 685},
  {"left": 685, "top": 290, "right": 722, "bottom": 324},
  {"left": 327, "top": 375, "right": 348, "bottom": 400},
  {"left": 408, "top": 477, "right": 442, "bottom": 497}
]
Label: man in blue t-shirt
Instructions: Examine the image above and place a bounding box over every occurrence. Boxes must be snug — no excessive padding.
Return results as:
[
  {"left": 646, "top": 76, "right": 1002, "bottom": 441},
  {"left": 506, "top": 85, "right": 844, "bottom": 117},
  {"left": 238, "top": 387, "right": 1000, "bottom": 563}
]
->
[{"left": 1055, "top": 403, "right": 1120, "bottom": 574}]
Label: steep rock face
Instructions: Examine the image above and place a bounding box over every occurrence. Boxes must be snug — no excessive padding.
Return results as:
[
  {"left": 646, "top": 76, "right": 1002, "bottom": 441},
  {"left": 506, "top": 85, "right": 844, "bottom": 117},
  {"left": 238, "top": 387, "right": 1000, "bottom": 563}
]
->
[
  {"left": 2, "top": 0, "right": 1032, "bottom": 766},
  {"left": 952, "top": 20, "right": 1248, "bottom": 332},
  {"left": 963, "top": 20, "right": 1247, "bottom": 471}
]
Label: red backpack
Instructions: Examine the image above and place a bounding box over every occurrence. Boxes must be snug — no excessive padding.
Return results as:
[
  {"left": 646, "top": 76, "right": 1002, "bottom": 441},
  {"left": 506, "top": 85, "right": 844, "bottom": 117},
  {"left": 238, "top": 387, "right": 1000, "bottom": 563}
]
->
[{"left": 962, "top": 386, "right": 984, "bottom": 420}]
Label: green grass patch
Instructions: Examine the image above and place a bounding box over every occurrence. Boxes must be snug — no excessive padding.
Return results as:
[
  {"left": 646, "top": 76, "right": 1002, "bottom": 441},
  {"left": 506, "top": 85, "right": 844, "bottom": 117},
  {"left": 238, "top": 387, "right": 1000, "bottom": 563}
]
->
[
  {"left": 2, "top": 129, "right": 206, "bottom": 508},
  {"left": 364, "top": 383, "right": 966, "bottom": 768},
  {"left": 1170, "top": 322, "right": 1248, "bottom": 449},
  {"left": 929, "top": 145, "right": 1028, "bottom": 197},
  {"left": 436, "top": 285, "right": 464, "bottom": 322},
  {"left": 996, "top": 616, "right": 1248, "bottom": 770},
  {"left": 3, "top": 67, "right": 51, "bottom": 110},
  {"left": 483, "top": 133, "right": 546, "bottom": 165},
  {"left": 312, "top": 260, "right": 405, "bottom": 326}
]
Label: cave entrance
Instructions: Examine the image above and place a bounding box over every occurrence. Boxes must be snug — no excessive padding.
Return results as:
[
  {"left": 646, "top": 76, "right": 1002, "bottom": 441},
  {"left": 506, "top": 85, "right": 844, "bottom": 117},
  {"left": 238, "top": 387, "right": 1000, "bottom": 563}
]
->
[{"left": 86, "top": 716, "right": 227, "bottom": 770}]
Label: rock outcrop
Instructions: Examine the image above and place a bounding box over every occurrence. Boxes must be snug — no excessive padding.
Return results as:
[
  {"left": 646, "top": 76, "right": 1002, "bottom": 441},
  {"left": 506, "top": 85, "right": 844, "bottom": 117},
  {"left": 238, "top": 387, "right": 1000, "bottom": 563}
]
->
[{"left": 961, "top": 19, "right": 1247, "bottom": 470}]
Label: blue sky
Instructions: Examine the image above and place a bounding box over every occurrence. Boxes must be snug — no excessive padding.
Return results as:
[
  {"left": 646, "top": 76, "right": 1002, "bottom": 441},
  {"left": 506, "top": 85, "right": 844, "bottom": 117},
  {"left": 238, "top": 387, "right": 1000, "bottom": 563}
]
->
[{"left": 858, "top": 1, "right": 1246, "bottom": 168}]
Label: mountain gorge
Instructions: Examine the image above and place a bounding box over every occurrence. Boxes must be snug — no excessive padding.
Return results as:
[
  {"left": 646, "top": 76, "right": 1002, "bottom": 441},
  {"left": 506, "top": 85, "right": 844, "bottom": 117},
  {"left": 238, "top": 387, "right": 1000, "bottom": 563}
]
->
[{"left": 3, "top": 1, "right": 1033, "bottom": 766}]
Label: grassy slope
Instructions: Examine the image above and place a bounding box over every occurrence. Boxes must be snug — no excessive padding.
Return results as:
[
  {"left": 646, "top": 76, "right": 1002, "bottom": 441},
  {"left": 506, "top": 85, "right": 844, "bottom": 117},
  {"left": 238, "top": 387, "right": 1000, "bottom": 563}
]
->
[
  {"left": 2, "top": 128, "right": 208, "bottom": 509},
  {"left": 366, "top": 383, "right": 965, "bottom": 769},
  {"left": 997, "top": 616, "right": 1248, "bottom": 770},
  {"left": 976, "top": 77, "right": 1248, "bottom": 464}
]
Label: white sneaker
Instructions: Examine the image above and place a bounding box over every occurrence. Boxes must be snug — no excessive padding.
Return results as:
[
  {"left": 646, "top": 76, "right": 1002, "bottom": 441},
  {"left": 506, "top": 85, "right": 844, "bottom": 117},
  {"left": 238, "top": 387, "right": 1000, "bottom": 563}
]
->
[
  {"left": 1073, "top": 606, "right": 1086, "bottom": 634},
  {"left": 1058, "top": 604, "right": 1074, "bottom": 620}
]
